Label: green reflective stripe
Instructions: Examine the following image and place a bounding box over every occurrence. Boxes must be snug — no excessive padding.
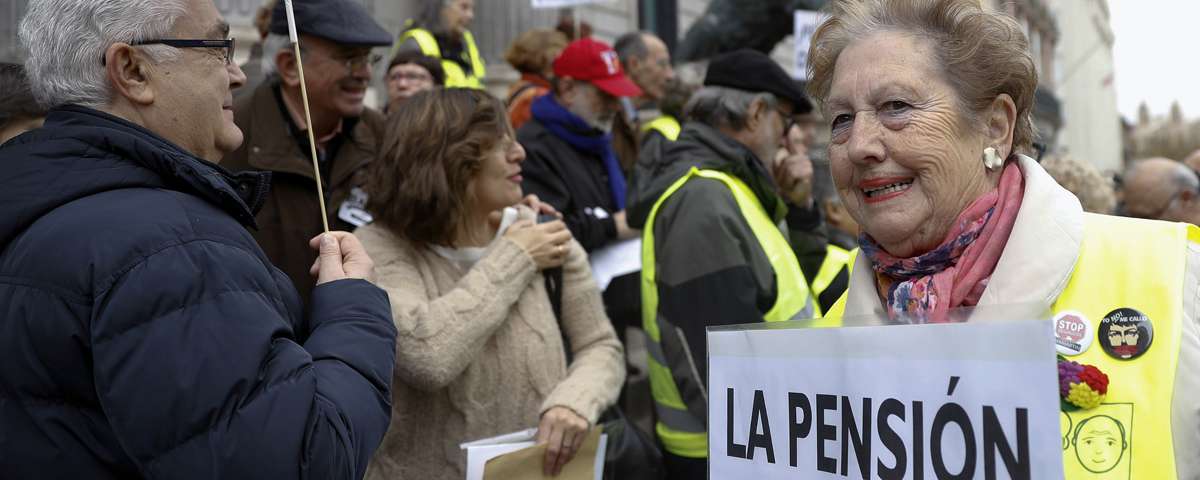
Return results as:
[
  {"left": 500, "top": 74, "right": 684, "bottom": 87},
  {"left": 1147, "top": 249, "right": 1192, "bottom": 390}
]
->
[
  {"left": 640, "top": 116, "right": 681, "bottom": 141},
  {"left": 812, "top": 244, "right": 850, "bottom": 300},
  {"left": 656, "top": 424, "right": 708, "bottom": 458},
  {"left": 655, "top": 403, "right": 705, "bottom": 433},
  {"left": 395, "top": 27, "right": 484, "bottom": 89},
  {"left": 647, "top": 357, "right": 686, "bottom": 410}
]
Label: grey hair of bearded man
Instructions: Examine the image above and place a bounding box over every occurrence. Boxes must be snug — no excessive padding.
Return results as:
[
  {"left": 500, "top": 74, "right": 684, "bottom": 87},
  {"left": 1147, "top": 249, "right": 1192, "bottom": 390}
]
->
[
  {"left": 684, "top": 85, "right": 778, "bottom": 132},
  {"left": 19, "top": 0, "right": 189, "bottom": 109}
]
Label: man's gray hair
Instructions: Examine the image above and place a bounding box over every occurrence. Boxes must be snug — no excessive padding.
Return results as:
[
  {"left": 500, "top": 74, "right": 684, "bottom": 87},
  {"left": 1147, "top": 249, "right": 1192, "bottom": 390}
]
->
[
  {"left": 19, "top": 0, "right": 188, "bottom": 109},
  {"left": 684, "top": 86, "right": 777, "bottom": 131},
  {"left": 261, "top": 33, "right": 293, "bottom": 77},
  {"left": 613, "top": 31, "right": 649, "bottom": 68},
  {"left": 1169, "top": 162, "right": 1200, "bottom": 194}
]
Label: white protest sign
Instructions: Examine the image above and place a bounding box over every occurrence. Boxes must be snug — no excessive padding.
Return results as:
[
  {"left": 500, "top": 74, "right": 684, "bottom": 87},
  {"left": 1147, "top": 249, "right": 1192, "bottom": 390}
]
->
[
  {"left": 532, "top": 0, "right": 607, "bottom": 8},
  {"left": 709, "top": 320, "right": 1062, "bottom": 479},
  {"left": 793, "top": 10, "right": 829, "bottom": 80}
]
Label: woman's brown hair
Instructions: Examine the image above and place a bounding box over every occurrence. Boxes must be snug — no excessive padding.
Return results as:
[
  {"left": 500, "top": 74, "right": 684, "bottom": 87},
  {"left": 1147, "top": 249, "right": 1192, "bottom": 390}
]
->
[
  {"left": 368, "top": 88, "right": 513, "bottom": 248},
  {"left": 806, "top": 0, "right": 1038, "bottom": 153}
]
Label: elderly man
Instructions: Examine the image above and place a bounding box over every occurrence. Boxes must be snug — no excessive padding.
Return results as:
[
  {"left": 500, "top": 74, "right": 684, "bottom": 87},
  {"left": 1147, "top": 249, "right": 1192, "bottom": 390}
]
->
[
  {"left": 612, "top": 31, "right": 677, "bottom": 174},
  {"left": 222, "top": 0, "right": 392, "bottom": 305},
  {"left": 1, "top": 0, "right": 396, "bottom": 478},
  {"left": 627, "top": 49, "right": 818, "bottom": 479},
  {"left": 519, "top": 38, "right": 642, "bottom": 252},
  {"left": 1121, "top": 157, "right": 1200, "bottom": 224}
]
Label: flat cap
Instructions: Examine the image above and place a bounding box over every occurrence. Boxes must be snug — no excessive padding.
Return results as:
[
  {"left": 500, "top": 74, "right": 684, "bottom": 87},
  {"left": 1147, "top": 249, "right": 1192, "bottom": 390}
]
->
[
  {"left": 270, "top": 0, "right": 393, "bottom": 47},
  {"left": 704, "top": 49, "right": 812, "bottom": 113}
]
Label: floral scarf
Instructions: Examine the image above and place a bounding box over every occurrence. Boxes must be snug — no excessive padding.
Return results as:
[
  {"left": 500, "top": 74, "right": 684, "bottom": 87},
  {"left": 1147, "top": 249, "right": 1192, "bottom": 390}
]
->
[{"left": 860, "top": 161, "right": 1025, "bottom": 323}]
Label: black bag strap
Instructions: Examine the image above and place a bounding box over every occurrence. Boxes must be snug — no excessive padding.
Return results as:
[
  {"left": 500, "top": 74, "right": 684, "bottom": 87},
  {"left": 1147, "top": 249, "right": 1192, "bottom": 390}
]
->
[
  {"left": 507, "top": 82, "right": 540, "bottom": 106},
  {"left": 544, "top": 267, "right": 571, "bottom": 364}
]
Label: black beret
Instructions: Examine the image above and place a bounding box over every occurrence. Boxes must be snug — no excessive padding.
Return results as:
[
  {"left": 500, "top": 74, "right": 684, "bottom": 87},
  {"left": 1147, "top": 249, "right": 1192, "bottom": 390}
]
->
[
  {"left": 704, "top": 49, "right": 812, "bottom": 114},
  {"left": 270, "top": 0, "right": 393, "bottom": 47}
]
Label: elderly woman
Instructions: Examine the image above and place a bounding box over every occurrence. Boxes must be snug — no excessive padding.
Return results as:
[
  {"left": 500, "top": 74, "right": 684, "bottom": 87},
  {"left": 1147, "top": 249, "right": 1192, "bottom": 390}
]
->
[
  {"left": 812, "top": 1, "right": 1199, "bottom": 478},
  {"left": 393, "top": 0, "right": 485, "bottom": 89},
  {"left": 359, "top": 88, "right": 625, "bottom": 480}
]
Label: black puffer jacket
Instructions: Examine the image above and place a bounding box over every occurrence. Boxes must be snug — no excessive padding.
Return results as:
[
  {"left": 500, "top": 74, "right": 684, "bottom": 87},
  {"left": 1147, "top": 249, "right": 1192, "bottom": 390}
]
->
[{"left": 0, "top": 106, "right": 397, "bottom": 479}]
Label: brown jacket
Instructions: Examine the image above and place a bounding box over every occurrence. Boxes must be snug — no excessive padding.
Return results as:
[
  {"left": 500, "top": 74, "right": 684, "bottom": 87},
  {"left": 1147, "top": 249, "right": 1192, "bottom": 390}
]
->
[{"left": 223, "top": 79, "right": 385, "bottom": 304}]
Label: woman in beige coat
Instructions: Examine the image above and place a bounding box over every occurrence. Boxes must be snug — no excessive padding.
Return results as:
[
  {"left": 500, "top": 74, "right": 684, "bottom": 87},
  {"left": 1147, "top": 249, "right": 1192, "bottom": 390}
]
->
[{"left": 358, "top": 89, "right": 625, "bottom": 479}]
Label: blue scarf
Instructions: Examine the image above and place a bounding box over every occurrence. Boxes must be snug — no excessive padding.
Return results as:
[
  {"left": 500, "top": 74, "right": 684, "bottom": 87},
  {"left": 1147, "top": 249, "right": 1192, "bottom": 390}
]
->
[{"left": 531, "top": 94, "right": 626, "bottom": 210}]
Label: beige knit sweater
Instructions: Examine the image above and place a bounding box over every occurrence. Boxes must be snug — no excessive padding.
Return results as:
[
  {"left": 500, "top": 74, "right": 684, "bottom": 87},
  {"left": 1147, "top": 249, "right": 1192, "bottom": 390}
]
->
[{"left": 358, "top": 220, "right": 626, "bottom": 480}]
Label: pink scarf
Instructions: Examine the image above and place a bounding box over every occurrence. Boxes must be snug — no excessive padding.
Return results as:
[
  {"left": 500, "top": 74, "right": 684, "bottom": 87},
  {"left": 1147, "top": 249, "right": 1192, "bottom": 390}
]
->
[{"left": 860, "top": 161, "right": 1025, "bottom": 323}]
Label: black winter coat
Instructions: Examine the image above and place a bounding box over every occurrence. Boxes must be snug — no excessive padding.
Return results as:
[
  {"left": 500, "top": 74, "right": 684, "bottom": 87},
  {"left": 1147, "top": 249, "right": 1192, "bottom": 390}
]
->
[
  {"left": 517, "top": 119, "right": 619, "bottom": 252},
  {"left": 0, "top": 106, "right": 397, "bottom": 479}
]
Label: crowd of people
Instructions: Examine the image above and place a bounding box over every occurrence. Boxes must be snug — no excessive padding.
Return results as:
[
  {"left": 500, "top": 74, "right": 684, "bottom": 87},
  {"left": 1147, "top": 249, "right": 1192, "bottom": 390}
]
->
[{"left": 1, "top": 0, "right": 1197, "bottom": 479}]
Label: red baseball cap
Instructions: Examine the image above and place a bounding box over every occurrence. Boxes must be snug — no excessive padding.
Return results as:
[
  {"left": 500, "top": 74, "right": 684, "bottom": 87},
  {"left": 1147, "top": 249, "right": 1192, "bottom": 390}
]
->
[{"left": 553, "top": 38, "right": 644, "bottom": 98}]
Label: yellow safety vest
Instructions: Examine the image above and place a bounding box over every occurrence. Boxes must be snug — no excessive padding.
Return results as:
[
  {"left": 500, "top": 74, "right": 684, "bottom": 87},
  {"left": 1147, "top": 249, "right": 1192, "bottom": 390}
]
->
[
  {"left": 811, "top": 244, "right": 852, "bottom": 311},
  {"left": 641, "top": 167, "right": 816, "bottom": 458},
  {"left": 395, "top": 27, "right": 486, "bottom": 89},
  {"left": 825, "top": 213, "right": 1194, "bottom": 478},
  {"left": 640, "top": 115, "right": 681, "bottom": 142}
]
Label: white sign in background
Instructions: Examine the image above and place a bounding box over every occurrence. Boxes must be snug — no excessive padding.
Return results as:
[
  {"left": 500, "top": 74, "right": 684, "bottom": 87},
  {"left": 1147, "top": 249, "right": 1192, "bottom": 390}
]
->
[
  {"left": 709, "top": 320, "right": 1062, "bottom": 480},
  {"left": 793, "top": 10, "right": 829, "bottom": 80}
]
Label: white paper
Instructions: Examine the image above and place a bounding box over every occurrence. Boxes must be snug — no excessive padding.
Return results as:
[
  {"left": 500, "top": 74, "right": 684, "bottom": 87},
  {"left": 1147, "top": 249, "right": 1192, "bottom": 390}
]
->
[
  {"left": 708, "top": 320, "right": 1062, "bottom": 479},
  {"left": 793, "top": 11, "right": 829, "bottom": 79},
  {"left": 460, "top": 429, "right": 608, "bottom": 480},
  {"left": 588, "top": 238, "right": 641, "bottom": 291}
]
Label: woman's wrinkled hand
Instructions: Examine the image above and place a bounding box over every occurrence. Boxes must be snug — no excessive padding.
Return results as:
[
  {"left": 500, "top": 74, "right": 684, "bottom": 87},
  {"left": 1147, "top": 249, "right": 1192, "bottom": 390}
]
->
[
  {"left": 535, "top": 406, "right": 591, "bottom": 476},
  {"left": 504, "top": 219, "right": 572, "bottom": 270}
]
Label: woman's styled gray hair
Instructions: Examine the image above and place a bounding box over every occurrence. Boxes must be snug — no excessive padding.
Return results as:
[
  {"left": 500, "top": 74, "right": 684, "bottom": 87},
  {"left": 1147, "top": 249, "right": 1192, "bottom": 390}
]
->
[
  {"left": 684, "top": 86, "right": 778, "bottom": 132},
  {"left": 19, "top": 0, "right": 189, "bottom": 109},
  {"left": 807, "top": 0, "right": 1038, "bottom": 152}
]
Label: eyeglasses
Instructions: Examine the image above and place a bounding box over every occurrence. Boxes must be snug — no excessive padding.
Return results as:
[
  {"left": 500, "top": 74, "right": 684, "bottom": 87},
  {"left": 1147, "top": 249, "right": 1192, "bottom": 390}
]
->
[
  {"left": 775, "top": 105, "right": 798, "bottom": 137},
  {"left": 387, "top": 70, "right": 433, "bottom": 83},
  {"left": 101, "top": 38, "right": 235, "bottom": 65},
  {"left": 137, "top": 38, "right": 234, "bottom": 64},
  {"left": 334, "top": 53, "right": 383, "bottom": 71}
]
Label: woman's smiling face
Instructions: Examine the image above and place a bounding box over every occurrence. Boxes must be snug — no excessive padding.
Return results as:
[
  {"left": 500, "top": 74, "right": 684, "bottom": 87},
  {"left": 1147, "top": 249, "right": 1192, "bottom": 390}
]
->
[{"left": 825, "top": 31, "right": 998, "bottom": 257}]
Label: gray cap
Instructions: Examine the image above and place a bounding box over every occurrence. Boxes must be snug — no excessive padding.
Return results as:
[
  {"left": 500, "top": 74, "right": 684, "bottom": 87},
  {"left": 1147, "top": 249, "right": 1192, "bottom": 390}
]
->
[{"left": 270, "top": 0, "right": 393, "bottom": 47}]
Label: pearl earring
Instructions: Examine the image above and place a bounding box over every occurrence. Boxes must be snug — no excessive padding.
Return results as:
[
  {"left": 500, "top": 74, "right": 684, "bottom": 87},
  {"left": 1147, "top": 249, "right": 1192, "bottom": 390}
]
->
[{"left": 983, "top": 147, "right": 1003, "bottom": 170}]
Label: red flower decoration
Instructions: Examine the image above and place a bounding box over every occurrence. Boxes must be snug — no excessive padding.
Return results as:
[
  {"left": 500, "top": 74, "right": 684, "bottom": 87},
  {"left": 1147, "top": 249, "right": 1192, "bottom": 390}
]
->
[{"left": 1078, "top": 365, "right": 1109, "bottom": 395}]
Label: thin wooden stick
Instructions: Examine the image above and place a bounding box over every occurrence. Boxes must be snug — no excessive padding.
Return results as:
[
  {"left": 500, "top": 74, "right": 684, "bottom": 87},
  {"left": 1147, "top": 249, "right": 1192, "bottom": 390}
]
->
[{"left": 284, "top": 0, "right": 330, "bottom": 233}]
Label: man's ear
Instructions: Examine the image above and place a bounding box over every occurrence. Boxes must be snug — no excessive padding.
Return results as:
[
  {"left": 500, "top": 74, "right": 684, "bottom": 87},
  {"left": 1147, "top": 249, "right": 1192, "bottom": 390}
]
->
[
  {"left": 105, "top": 43, "right": 155, "bottom": 106},
  {"left": 556, "top": 76, "right": 576, "bottom": 101},
  {"left": 745, "top": 97, "right": 768, "bottom": 132},
  {"left": 275, "top": 49, "right": 301, "bottom": 87},
  {"left": 985, "top": 93, "right": 1017, "bottom": 159}
]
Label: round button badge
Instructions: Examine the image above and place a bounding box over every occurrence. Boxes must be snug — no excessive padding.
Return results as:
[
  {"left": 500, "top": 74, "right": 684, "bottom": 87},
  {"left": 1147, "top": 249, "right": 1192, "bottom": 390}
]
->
[
  {"left": 1098, "top": 308, "right": 1154, "bottom": 360},
  {"left": 1054, "top": 311, "right": 1093, "bottom": 356}
]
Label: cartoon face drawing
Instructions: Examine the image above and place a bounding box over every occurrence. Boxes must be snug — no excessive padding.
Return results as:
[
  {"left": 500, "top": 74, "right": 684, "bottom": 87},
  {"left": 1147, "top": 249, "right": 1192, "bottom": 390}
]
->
[
  {"left": 1073, "top": 415, "right": 1127, "bottom": 474},
  {"left": 1106, "top": 324, "right": 1140, "bottom": 358}
]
